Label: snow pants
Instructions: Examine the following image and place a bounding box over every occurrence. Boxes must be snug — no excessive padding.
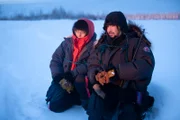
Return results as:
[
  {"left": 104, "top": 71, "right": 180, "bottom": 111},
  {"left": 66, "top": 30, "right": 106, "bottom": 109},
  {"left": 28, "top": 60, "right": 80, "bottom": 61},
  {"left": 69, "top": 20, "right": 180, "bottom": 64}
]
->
[
  {"left": 87, "top": 84, "right": 154, "bottom": 120},
  {"left": 46, "top": 75, "right": 90, "bottom": 112}
]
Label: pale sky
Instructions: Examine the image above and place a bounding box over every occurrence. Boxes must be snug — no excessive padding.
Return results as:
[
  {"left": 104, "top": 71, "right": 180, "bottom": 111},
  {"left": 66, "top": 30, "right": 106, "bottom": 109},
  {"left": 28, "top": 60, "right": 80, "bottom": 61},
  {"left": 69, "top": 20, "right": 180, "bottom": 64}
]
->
[
  {"left": 0, "top": 0, "right": 180, "bottom": 16},
  {"left": 0, "top": 0, "right": 51, "bottom": 4}
]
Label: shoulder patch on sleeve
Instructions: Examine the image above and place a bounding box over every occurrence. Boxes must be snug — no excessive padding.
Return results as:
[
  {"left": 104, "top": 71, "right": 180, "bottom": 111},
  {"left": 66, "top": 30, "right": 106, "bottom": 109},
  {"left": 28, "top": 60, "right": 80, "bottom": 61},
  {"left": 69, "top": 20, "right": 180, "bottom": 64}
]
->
[{"left": 143, "top": 46, "right": 150, "bottom": 52}]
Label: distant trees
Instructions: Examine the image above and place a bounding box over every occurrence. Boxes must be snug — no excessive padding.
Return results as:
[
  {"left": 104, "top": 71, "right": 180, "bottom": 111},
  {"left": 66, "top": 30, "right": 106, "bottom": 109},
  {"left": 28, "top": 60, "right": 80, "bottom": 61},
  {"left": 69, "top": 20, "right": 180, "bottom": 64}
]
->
[
  {"left": 0, "top": 5, "right": 2, "bottom": 16},
  {"left": 125, "top": 13, "right": 180, "bottom": 20},
  {"left": 0, "top": 6, "right": 179, "bottom": 20},
  {"left": 0, "top": 6, "right": 105, "bottom": 20},
  {"left": 51, "top": 7, "right": 68, "bottom": 19},
  {"left": 0, "top": 5, "right": 8, "bottom": 20},
  {"left": 0, "top": 6, "right": 1, "bottom": 15}
]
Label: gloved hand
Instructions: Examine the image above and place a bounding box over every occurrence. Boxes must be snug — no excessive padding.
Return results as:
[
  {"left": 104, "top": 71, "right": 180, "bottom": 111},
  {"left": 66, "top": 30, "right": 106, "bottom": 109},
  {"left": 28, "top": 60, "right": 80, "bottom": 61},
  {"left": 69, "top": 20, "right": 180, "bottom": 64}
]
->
[
  {"left": 63, "top": 71, "right": 74, "bottom": 82},
  {"left": 53, "top": 73, "right": 64, "bottom": 84},
  {"left": 95, "top": 69, "right": 115, "bottom": 86},
  {"left": 58, "top": 71, "right": 74, "bottom": 94},
  {"left": 93, "top": 84, "right": 106, "bottom": 99},
  {"left": 59, "top": 78, "right": 74, "bottom": 94}
]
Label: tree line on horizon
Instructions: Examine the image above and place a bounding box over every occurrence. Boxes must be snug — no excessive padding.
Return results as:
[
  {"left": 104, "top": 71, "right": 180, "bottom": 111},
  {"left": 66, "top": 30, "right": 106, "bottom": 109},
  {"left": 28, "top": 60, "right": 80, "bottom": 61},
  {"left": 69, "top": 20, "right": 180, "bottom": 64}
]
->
[{"left": 0, "top": 6, "right": 179, "bottom": 20}]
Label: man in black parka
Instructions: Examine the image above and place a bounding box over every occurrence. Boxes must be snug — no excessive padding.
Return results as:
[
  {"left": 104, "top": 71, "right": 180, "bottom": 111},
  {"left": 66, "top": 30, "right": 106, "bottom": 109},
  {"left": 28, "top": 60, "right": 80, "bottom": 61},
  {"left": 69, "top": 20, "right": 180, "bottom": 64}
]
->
[{"left": 87, "top": 11, "right": 155, "bottom": 120}]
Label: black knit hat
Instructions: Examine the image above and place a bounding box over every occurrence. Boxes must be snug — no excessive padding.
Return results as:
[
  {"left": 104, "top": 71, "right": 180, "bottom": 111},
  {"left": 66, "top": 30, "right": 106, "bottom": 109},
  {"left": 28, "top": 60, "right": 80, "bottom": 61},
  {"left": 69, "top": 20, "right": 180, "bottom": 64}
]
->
[
  {"left": 103, "top": 11, "right": 128, "bottom": 33},
  {"left": 73, "top": 20, "right": 89, "bottom": 35}
]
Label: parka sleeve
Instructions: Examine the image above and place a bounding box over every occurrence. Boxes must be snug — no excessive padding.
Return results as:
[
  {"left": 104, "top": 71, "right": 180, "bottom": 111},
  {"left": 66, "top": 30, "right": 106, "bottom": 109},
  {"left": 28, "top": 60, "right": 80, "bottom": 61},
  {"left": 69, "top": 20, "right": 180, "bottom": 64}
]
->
[
  {"left": 49, "top": 42, "right": 65, "bottom": 78},
  {"left": 117, "top": 40, "right": 155, "bottom": 81},
  {"left": 71, "top": 61, "right": 88, "bottom": 77},
  {"left": 87, "top": 48, "right": 102, "bottom": 85}
]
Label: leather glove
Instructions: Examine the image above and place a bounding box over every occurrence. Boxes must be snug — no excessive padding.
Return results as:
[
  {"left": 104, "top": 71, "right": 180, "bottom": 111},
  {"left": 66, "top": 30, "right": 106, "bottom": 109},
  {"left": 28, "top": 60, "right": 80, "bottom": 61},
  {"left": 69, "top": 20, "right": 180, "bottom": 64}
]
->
[
  {"left": 93, "top": 84, "right": 106, "bottom": 99},
  {"left": 95, "top": 69, "right": 115, "bottom": 86},
  {"left": 59, "top": 78, "right": 74, "bottom": 94}
]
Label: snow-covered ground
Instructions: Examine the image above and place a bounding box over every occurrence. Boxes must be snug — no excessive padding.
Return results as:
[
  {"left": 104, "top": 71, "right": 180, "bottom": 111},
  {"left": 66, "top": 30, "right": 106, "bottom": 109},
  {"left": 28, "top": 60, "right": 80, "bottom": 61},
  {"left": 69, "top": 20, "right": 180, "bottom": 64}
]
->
[{"left": 0, "top": 20, "right": 180, "bottom": 120}]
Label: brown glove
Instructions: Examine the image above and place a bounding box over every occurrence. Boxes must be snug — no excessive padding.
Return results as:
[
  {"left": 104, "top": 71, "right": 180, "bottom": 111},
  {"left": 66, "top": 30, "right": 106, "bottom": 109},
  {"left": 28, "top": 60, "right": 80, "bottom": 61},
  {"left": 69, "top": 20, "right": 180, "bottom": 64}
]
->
[
  {"left": 95, "top": 69, "right": 115, "bottom": 86},
  {"left": 59, "top": 78, "right": 74, "bottom": 94}
]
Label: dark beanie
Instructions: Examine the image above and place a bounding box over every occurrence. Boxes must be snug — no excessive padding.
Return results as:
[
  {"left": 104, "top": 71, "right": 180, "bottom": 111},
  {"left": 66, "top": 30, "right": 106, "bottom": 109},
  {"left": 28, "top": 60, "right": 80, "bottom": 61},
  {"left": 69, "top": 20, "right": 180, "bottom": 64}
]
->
[
  {"left": 103, "top": 11, "right": 128, "bottom": 33},
  {"left": 73, "top": 20, "right": 89, "bottom": 34}
]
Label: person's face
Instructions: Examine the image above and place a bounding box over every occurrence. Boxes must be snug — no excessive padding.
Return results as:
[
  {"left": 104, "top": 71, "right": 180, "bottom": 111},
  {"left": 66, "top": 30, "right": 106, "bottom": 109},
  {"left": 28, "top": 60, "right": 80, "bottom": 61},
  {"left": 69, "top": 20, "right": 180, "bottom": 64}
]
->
[
  {"left": 74, "top": 30, "right": 87, "bottom": 38},
  {"left": 106, "top": 25, "right": 121, "bottom": 38}
]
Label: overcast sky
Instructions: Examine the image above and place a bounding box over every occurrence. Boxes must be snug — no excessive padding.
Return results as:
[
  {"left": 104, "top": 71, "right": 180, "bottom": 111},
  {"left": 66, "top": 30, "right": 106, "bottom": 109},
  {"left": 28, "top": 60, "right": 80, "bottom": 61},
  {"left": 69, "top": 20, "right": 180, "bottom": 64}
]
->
[
  {"left": 0, "top": 0, "right": 180, "bottom": 17},
  {"left": 0, "top": 0, "right": 49, "bottom": 3},
  {"left": 0, "top": 0, "right": 180, "bottom": 4}
]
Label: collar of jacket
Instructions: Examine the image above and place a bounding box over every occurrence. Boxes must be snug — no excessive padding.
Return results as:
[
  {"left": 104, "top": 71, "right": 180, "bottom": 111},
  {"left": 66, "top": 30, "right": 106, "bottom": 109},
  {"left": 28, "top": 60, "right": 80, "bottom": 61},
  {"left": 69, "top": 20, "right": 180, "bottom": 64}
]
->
[{"left": 106, "top": 33, "right": 126, "bottom": 46}]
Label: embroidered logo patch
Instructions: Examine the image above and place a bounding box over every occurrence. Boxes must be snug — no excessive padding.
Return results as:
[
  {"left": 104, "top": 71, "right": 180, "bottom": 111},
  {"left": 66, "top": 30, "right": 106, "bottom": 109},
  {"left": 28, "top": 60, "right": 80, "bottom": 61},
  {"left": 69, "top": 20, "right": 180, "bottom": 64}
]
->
[{"left": 143, "top": 46, "right": 150, "bottom": 52}]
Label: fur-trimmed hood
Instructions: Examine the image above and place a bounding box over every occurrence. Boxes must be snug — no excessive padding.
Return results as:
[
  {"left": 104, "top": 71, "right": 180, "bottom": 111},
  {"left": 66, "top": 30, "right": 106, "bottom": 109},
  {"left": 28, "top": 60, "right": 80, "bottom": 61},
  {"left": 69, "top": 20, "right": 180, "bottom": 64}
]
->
[
  {"left": 127, "top": 21, "right": 151, "bottom": 47},
  {"left": 96, "top": 22, "right": 151, "bottom": 48}
]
